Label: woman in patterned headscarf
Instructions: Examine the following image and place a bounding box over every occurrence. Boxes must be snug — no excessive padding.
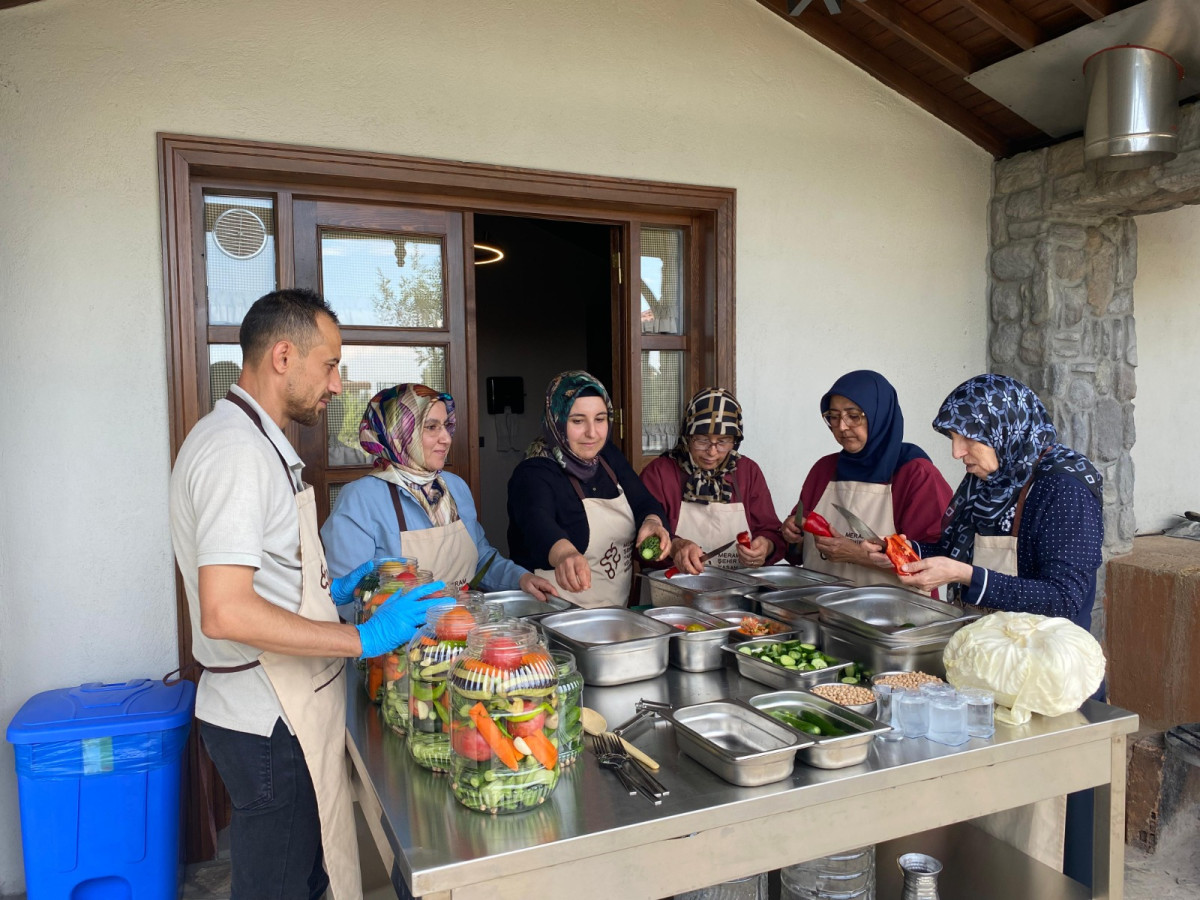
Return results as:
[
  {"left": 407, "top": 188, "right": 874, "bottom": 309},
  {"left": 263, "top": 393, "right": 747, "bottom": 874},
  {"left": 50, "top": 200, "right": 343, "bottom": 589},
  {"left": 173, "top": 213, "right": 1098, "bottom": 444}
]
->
[
  {"left": 322, "top": 383, "right": 555, "bottom": 599},
  {"left": 780, "top": 370, "right": 952, "bottom": 587},
  {"left": 885, "top": 373, "right": 1104, "bottom": 630},
  {"left": 640, "top": 388, "right": 784, "bottom": 572},
  {"left": 507, "top": 371, "right": 675, "bottom": 608}
]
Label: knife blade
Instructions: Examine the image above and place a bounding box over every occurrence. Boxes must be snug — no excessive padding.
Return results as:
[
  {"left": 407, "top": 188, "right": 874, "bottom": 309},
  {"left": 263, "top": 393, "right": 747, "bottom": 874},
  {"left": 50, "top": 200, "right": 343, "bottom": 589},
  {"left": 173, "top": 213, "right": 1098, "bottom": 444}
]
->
[
  {"left": 663, "top": 538, "right": 737, "bottom": 578},
  {"left": 831, "top": 503, "right": 884, "bottom": 544},
  {"left": 466, "top": 550, "right": 497, "bottom": 590}
]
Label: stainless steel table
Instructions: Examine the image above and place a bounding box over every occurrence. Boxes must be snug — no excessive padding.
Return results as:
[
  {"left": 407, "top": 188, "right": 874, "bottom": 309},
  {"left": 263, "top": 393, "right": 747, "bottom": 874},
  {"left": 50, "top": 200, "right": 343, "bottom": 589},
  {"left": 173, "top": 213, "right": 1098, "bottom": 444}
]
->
[{"left": 345, "top": 665, "right": 1137, "bottom": 900}]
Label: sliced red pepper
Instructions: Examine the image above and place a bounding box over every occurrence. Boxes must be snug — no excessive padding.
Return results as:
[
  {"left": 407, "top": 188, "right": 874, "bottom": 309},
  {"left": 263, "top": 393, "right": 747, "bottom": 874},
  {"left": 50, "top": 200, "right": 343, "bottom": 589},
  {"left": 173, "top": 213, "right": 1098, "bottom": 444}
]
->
[
  {"left": 736, "top": 531, "right": 752, "bottom": 548},
  {"left": 883, "top": 534, "right": 920, "bottom": 573},
  {"left": 800, "top": 511, "right": 835, "bottom": 538},
  {"left": 663, "top": 565, "right": 680, "bottom": 579}
]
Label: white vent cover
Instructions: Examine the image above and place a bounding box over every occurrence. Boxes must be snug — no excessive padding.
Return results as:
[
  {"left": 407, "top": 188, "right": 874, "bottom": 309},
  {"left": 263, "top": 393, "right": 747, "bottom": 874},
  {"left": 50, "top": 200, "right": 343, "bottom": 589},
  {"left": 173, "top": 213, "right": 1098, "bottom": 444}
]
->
[{"left": 213, "top": 208, "right": 268, "bottom": 260}]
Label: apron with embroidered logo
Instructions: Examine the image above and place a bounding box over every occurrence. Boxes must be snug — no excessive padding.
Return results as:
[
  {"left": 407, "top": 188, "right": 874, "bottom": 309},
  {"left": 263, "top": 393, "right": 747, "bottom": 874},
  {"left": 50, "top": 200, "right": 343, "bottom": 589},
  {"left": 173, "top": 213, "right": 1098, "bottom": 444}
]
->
[
  {"left": 379, "top": 478, "right": 477, "bottom": 592},
  {"left": 535, "top": 458, "right": 635, "bottom": 609},
  {"left": 968, "top": 475, "right": 1066, "bottom": 873},
  {"left": 675, "top": 496, "right": 751, "bottom": 571},
  {"left": 225, "top": 392, "right": 362, "bottom": 900},
  {"left": 804, "top": 480, "right": 907, "bottom": 588}
]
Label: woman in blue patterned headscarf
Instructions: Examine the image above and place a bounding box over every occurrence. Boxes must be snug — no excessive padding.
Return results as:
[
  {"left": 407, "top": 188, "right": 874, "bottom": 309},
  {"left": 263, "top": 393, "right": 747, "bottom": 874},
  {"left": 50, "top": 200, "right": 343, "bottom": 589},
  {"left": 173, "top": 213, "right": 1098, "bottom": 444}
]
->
[{"left": 887, "top": 373, "right": 1104, "bottom": 631}]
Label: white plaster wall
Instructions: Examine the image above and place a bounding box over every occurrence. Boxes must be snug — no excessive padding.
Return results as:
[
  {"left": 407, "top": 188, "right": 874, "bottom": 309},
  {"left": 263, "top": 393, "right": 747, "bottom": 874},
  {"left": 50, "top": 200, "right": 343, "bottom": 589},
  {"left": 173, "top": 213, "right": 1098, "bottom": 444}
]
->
[
  {"left": 1131, "top": 204, "right": 1200, "bottom": 533},
  {"left": 0, "top": 0, "right": 989, "bottom": 888}
]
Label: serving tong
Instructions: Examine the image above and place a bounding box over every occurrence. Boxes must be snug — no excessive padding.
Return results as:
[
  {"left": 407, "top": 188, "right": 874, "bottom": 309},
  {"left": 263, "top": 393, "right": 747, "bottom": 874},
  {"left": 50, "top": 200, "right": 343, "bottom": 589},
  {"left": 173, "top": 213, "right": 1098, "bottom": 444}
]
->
[{"left": 591, "top": 732, "right": 667, "bottom": 804}]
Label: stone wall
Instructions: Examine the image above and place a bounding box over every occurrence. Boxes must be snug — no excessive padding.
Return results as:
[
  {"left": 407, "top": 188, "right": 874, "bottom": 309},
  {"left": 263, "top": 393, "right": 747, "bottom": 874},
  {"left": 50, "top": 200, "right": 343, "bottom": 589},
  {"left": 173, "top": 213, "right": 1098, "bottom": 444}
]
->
[{"left": 988, "top": 101, "right": 1200, "bottom": 637}]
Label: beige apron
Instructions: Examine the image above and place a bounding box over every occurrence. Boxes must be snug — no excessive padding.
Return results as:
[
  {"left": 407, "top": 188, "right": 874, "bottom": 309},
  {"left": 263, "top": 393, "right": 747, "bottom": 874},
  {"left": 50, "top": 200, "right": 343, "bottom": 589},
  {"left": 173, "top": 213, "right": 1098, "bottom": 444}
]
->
[
  {"left": 535, "top": 458, "right": 635, "bottom": 609},
  {"left": 804, "top": 480, "right": 908, "bottom": 588},
  {"left": 381, "top": 480, "right": 478, "bottom": 591},
  {"left": 676, "top": 498, "right": 751, "bottom": 570},
  {"left": 969, "top": 499, "right": 1067, "bottom": 873},
  {"left": 225, "top": 393, "right": 362, "bottom": 900}
]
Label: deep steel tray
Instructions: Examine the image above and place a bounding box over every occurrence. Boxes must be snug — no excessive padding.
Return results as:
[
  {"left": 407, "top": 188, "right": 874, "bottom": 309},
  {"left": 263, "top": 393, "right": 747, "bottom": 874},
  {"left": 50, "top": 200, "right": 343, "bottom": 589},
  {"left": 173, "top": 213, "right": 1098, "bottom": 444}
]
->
[
  {"left": 481, "top": 591, "right": 573, "bottom": 618},
  {"left": 659, "top": 699, "right": 810, "bottom": 786},
  {"left": 539, "top": 608, "right": 676, "bottom": 686},
  {"left": 642, "top": 568, "right": 760, "bottom": 612},
  {"left": 747, "top": 689, "right": 891, "bottom": 769},
  {"left": 641, "top": 607, "right": 738, "bottom": 672},
  {"left": 814, "top": 586, "right": 980, "bottom": 643},
  {"left": 722, "top": 638, "right": 851, "bottom": 691}
]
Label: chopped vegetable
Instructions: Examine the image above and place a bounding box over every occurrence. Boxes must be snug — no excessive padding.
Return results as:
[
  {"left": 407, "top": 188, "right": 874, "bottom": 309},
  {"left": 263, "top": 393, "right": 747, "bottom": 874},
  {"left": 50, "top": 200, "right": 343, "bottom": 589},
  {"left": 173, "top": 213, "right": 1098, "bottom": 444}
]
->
[
  {"left": 738, "top": 638, "right": 840, "bottom": 672},
  {"left": 883, "top": 534, "right": 920, "bottom": 573},
  {"left": 469, "top": 702, "right": 521, "bottom": 771},
  {"left": 519, "top": 727, "right": 559, "bottom": 771},
  {"left": 800, "top": 511, "right": 835, "bottom": 538}
]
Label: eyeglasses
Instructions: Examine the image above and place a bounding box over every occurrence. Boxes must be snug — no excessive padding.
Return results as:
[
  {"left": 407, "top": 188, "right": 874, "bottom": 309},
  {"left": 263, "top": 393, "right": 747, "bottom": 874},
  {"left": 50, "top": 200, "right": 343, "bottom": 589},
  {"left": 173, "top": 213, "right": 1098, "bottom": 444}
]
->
[
  {"left": 822, "top": 410, "right": 866, "bottom": 428},
  {"left": 689, "top": 436, "right": 735, "bottom": 451}
]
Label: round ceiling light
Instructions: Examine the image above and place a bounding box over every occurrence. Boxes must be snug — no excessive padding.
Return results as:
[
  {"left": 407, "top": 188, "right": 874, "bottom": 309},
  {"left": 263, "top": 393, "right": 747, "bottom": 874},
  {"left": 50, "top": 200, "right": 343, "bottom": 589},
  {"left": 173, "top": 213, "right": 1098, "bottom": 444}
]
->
[{"left": 473, "top": 243, "right": 504, "bottom": 265}]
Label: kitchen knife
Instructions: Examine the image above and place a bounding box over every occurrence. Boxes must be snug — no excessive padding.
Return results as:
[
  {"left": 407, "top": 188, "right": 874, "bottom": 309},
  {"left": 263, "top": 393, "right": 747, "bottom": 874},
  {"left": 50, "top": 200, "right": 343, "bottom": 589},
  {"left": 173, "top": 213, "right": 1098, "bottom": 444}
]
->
[
  {"left": 663, "top": 538, "right": 737, "bottom": 578},
  {"left": 831, "top": 503, "right": 884, "bottom": 545},
  {"left": 466, "top": 550, "right": 497, "bottom": 590}
]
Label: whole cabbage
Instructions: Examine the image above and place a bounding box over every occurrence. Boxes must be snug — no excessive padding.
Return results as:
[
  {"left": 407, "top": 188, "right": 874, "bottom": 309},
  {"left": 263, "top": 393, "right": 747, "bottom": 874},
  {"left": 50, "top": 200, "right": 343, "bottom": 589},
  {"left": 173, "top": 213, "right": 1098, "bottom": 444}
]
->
[{"left": 942, "top": 612, "right": 1105, "bottom": 725}]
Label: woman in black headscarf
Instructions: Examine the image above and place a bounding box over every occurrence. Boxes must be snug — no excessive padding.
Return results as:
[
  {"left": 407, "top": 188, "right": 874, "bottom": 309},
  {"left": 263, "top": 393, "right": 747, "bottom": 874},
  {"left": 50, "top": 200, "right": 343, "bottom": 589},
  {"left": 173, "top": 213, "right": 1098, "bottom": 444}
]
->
[{"left": 781, "top": 370, "right": 951, "bottom": 586}]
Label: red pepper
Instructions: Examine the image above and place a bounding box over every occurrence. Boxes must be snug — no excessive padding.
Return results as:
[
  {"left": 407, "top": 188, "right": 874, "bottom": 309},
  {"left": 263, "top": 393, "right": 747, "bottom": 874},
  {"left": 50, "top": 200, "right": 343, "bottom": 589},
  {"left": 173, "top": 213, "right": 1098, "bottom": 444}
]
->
[
  {"left": 736, "top": 531, "right": 752, "bottom": 548},
  {"left": 663, "top": 566, "right": 680, "bottom": 579},
  {"left": 883, "top": 534, "right": 920, "bottom": 574},
  {"left": 800, "top": 511, "right": 834, "bottom": 538}
]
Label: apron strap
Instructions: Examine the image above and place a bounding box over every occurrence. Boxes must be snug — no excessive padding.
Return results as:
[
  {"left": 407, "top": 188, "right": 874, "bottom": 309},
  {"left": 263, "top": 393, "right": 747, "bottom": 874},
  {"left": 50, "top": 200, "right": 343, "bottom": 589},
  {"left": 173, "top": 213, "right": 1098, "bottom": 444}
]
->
[
  {"left": 387, "top": 482, "right": 409, "bottom": 533},
  {"left": 224, "top": 390, "right": 298, "bottom": 495},
  {"left": 162, "top": 657, "right": 262, "bottom": 685},
  {"left": 568, "top": 456, "right": 621, "bottom": 501}
]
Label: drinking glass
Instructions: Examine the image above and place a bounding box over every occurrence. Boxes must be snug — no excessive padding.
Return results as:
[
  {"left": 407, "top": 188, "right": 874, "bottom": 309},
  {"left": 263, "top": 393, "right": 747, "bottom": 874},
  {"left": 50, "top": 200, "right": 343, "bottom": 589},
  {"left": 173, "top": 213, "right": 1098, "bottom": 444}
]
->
[
  {"left": 872, "top": 684, "right": 905, "bottom": 742},
  {"left": 960, "top": 688, "right": 995, "bottom": 738},
  {"left": 927, "top": 694, "right": 969, "bottom": 746},
  {"left": 919, "top": 683, "right": 955, "bottom": 702},
  {"left": 896, "top": 690, "right": 929, "bottom": 739}
]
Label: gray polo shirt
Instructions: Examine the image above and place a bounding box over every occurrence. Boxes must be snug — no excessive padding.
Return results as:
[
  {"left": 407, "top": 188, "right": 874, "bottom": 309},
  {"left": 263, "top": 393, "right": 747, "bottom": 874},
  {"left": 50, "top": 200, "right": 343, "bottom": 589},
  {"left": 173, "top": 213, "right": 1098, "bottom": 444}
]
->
[{"left": 169, "top": 385, "right": 305, "bottom": 736}]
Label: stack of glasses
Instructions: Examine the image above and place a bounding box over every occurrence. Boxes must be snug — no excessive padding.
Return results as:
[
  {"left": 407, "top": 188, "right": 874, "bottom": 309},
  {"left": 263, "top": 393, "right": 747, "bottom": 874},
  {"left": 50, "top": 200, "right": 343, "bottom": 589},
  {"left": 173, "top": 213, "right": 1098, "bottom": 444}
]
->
[{"left": 871, "top": 683, "right": 994, "bottom": 744}]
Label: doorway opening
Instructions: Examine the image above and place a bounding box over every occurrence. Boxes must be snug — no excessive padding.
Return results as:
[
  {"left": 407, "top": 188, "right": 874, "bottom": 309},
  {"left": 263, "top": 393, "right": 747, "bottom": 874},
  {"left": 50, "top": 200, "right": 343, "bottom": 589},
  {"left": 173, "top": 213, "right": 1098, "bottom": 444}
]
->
[{"left": 472, "top": 214, "right": 616, "bottom": 554}]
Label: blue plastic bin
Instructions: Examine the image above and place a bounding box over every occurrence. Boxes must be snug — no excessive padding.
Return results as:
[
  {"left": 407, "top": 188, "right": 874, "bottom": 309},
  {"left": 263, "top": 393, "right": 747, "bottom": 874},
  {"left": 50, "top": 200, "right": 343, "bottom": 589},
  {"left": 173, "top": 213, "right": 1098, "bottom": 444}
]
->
[{"left": 6, "top": 678, "right": 195, "bottom": 900}]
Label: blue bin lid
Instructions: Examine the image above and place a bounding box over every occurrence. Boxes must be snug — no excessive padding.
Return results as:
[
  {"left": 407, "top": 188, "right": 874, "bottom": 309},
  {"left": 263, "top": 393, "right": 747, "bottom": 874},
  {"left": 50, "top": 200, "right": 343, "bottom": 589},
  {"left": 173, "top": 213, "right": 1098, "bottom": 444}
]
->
[{"left": 6, "top": 678, "right": 196, "bottom": 745}]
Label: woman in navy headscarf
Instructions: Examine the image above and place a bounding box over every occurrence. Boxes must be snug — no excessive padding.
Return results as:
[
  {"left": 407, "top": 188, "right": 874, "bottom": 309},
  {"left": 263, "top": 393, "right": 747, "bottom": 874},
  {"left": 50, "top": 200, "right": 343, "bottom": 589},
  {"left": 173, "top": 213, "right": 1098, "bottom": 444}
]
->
[{"left": 781, "top": 370, "right": 952, "bottom": 587}]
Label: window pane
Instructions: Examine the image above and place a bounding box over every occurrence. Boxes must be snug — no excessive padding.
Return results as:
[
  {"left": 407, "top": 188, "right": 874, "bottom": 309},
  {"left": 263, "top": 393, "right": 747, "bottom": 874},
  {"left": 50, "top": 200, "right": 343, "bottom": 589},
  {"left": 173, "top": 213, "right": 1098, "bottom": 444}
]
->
[
  {"left": 207, "top": 345, "right": 244, "bottom": 412},
  {"left": 640, "top": 226, "right": 684, "bottom": 335},
  {"left": 204, "top": 195, "right": 277, "bottom": 326},
  {"left": 329, "top": 483, "right": 344, "bottom": 513},
  {"left": 327, "top": 345, "right": 447, "bottom": 467},
  {"left": 641, "top": 350, "right": 685, "bottom": 453},
  {"left": 321, "top": 230, "right": 445, "bottom": 328}
]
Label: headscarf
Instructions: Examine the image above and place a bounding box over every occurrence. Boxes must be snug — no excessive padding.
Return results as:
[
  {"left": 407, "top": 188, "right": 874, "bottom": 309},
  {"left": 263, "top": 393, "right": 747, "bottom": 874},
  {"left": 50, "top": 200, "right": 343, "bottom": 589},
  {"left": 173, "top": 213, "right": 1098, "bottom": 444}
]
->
[
  {"left": 360, "top": 383, "right": 460, "bottom": 527},
  {"left": 525, "top": 371, "right": 614, "bottom": 481},
  {"left": 669, "top": 387, "right": 743, "bottom": 504},
  {"left": 933, "top": 373, "right": 1103, "bottom": 561},
  {"left": 820, "top": 370, "right": 929, "bottom": 484}
]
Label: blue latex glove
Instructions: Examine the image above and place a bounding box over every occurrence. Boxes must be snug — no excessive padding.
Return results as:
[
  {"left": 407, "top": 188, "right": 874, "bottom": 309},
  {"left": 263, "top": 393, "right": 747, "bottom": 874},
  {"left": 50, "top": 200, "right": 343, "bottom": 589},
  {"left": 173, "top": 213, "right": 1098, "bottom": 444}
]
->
[
  {"left": 330, "top": 560, "right": 374, "bottom": 606},
  {"left": 355, "top": 581, "right": 446, "bottom": 659}
]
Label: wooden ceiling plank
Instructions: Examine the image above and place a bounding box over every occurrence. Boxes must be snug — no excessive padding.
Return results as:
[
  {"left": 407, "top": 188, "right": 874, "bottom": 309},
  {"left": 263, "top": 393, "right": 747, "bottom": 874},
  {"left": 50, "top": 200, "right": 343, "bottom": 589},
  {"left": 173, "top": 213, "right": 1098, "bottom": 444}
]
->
[
  {"left": 956, "top": 0, "right": 1046, "bottom": 49},
  {"left": 758, "top": 0, "right": 1010, "bottom": 154},
  {"left": 1070, "top": 0, "right": 1113, "bottom": 16},
  {"left": 852, "top": 0, "right": 977, "bottom": 77}
]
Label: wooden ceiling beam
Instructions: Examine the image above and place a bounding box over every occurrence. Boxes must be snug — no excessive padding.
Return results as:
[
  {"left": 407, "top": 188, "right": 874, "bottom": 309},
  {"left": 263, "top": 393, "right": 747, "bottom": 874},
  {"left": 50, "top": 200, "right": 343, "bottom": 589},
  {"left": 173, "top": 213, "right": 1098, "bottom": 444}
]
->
[
  {"left": 956, "top": 0, "right": 1046, "bottom": 50},
  {"left": 1068, "top": 0, "right": 1117, "bottom": 19},
  {"left": 757, "top": 0, "right": 1010, "bottom": 156},
  {"left": 852, "top": 0, "right": 977, "bottom": 78}
]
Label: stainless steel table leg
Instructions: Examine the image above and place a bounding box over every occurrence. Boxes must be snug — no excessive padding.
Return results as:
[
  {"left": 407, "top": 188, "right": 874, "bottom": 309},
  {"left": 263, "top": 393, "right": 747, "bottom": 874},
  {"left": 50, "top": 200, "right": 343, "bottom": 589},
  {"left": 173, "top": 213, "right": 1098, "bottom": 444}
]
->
[{"left": 1092, "top": 733, "right": 1127, "bottom": 899}]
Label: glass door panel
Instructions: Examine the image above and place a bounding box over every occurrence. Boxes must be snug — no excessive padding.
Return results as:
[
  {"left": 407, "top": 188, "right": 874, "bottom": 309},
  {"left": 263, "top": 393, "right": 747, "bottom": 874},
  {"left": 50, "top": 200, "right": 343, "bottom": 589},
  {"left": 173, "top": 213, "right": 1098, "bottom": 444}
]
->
[
  {"left": 320, "top": 230, "right": 446, "bottom": 328},
  {"left": 640, "top": 225, "right": 685, "bottom": 335}
]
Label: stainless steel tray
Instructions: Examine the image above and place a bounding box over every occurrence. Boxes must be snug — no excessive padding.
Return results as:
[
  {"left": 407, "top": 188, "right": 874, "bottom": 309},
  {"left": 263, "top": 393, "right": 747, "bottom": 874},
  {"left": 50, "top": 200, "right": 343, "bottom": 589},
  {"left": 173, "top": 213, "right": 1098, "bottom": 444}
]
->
[
  {"left": 747, "top": 690, "right": 891, "bottom": 769},
  {"left": 641, "top": 607, "right": 738, "bottom": 672},
  {"left": 539, "top": 608, "right": 676, "bottom": 686},
  {"left": 722, "top": 638, "right": 851, "bottom": 690},
  {"left": 481, "top": 591, "right": 573, "bottom": 618},
  {"left": 819, "top": 622, "right": 951, "bottom": 679},
  {"left": 642, "top": 568, "right": 759, "bottom": 612},
  {"left": 659, "top": 699, "right": 810, "bottom": 786},
  {"left": 711, "top": 610, "right": 817, "bottom": 644},
  {"left": 815, "top": 586, "right": 980, "bottom": 643},
  {"left": 731, "top": 565, "right": 847, "bottom": 589}
]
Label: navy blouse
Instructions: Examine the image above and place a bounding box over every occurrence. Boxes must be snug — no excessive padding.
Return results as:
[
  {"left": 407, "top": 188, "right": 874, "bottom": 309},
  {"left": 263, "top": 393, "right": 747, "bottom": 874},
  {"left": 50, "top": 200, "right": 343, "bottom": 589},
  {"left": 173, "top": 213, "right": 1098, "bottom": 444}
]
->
[{"left": 916, "top": 472, "right": 1104, "bottom": 631}]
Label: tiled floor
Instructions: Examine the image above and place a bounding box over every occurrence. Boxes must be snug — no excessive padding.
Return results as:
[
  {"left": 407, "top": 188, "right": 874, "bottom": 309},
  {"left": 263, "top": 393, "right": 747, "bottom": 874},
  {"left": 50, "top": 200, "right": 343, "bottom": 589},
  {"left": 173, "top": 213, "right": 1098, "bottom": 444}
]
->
[{"left": 181, "top": 802, "right": 1200, "bottom": 900}]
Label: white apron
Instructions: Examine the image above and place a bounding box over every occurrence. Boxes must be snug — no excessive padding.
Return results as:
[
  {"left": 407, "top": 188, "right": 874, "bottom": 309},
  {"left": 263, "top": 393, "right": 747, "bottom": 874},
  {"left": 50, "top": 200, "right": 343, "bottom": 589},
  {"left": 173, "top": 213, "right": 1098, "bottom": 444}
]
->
[
  {"left": 381, "top": 480, "right": 478, "bottom": 591},
  {"left": 676, "top": 498, "right": 751, "bottom": 571},
  {"left": 535, "top": 458, "right": 636, "bottom": 609},
  {"left": 803, "top": 480, "right": 907, "bottom": 588},
  {"left": 227, "top": 393, "right": 363, "bottom": 900},
  {"left": 969, "top": 487, "right": 1066, "bottom": 873}
]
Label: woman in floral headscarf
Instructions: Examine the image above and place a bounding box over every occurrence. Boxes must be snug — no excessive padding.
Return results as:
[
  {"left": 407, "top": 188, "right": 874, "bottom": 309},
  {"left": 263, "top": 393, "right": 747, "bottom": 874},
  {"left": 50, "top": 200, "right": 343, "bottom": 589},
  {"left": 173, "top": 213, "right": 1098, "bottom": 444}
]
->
[
  {"left": 507, "top": 371, "right": 675, "bottom": 608},
  {"left": 322, "top": 384, "right": 555, "bottom": 598},
  {"left": 640, "top": 388, "right": 784, "bottom": 573}
]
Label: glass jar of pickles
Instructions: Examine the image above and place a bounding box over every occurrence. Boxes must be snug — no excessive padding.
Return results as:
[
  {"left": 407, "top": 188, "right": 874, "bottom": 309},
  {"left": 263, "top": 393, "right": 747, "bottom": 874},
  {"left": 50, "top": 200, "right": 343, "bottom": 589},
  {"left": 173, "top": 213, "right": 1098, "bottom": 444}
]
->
[
  {"left": 377, "top": 574, "right": 458, "bottom": 731},
  {"left": 406, "top": 600, "right": 493, "bottom": 771},
  {"left": 550, "top": 650, "right": 584, "bottom": 767},
  {"left": 448, "top": 621, "right": 559, "bottom": 814},
  {"left": 362, "top": 565, "right": 429, "bottom": 705}
]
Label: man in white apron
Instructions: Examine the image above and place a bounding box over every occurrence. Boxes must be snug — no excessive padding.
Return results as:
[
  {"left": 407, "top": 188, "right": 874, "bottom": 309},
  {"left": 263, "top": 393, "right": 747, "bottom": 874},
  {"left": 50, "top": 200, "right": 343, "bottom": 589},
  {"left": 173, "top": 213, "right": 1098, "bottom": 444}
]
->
[{"left": 169, "top": 290, "right": 442, "bottom": 899}]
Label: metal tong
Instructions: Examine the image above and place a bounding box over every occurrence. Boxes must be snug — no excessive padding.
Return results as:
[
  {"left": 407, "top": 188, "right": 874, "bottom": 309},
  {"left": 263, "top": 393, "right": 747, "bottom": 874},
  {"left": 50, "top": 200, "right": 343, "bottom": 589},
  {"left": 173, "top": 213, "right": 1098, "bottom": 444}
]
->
[{"left": 592, "top": 732, "right": 667, "bottom": 803}]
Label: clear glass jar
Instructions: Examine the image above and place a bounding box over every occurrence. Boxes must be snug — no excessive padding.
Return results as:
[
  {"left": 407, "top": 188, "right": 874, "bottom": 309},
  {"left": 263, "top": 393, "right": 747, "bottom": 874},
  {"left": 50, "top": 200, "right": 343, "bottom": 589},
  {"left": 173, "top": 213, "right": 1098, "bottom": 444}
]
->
[
  {"left": 405, "top": 600, "right": 491, "bottom": 769},
  {"left": 448, "top": 621, "right": 560, "bottom": 813},
  {"left": 780, "top": 846, "right": 876, "bottom": 900},
  {"left": 383, "top": 591, "right": 492, "bottom": 736},
  {"left": 550, "top": 650, "right": 584, "bottom": 767},
  {"left": 675, "top": 873, "right": 767, "bottom": 900},
  {"left": 356, "top": 559, "right": 424, "bottom": 703}
]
